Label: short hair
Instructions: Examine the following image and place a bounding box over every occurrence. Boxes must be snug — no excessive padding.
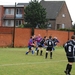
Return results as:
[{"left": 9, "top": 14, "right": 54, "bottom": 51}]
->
[
  {"left": 30, "top": 36, "right": 32, "bottom": 38},
  {"left": 44, "top": 36, "right": 46, "bottom": 38},
  {"left": 49, "top": 36, "right": 52, "bottom": 39},
  {"left": 71, "top": 35, "right": 75, "bottom": 39}
]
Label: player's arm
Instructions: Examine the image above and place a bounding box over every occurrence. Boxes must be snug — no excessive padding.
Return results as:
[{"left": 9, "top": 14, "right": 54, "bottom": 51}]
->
[{"left": 63, "top": 43, "right": 68, "bottom": 53}]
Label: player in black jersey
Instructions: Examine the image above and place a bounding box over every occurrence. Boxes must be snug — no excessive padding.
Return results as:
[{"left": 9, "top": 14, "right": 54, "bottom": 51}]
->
[
  {"left": 45, "top": 36, "right": 54, "bottom": 59},
  {"left": 63, "top": 35, "right": 75, "bottom": 75}
]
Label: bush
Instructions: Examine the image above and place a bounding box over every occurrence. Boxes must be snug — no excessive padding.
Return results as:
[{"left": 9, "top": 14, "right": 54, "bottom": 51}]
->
[
  {"left": 18, "top": 24, "right": 25, "bottom": 28},
  {"left": 59, "top": 28, "right": 75, "bottom": 32}
]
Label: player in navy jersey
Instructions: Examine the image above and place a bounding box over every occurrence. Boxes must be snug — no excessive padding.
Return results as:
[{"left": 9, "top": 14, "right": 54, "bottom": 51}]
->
[
  {"left": 45, "top": 36, "right": 54, "bottom": 59},
  {"left": 63, "top": 35, "right": 75, "bottom": 75},
  {"left": 52, "top": 37, "right": 59, "bottom": 50}
]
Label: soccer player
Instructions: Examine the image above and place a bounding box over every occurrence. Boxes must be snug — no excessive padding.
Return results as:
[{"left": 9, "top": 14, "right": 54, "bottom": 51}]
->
[
  {"left": 32, "top": 34, "right": 38, "bottom": 52},
  {"left": 52, "top": 37, "right": 59, "bottom": 50},
  {"left": 26, "top": 36, "right": 35, "bottom": 55},
  {"left": 45, "top": 36, "right": 54, "bottom": 59},
  {"left": 37, "top": 36, "right": 47, "bottom": 56},
  {"left": 63, "top": 35, "right": 75, "bottom": 75},
  {"left": 35, "top": 34, "right": 42, "bottom": 55}
]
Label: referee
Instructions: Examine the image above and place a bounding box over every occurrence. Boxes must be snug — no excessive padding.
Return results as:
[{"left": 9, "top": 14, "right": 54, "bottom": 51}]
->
[{"left": 63, "top": 35, "right": 75, "bottom": 75}]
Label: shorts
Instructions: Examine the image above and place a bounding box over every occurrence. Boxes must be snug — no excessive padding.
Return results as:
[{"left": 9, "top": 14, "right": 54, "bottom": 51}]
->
[
  {"left": 38, "top": 44, "right": 44, "bottom": 47},
  {"left": 28, "top": 45, "right": 34, "bottom": 50},
  {"left": 28, "top": 46, "right": 31, "bottom": 50},
  {"left": 38, "top": 45, "right": 43, "bottom": 47},
  {"left": 67, "top": 57, "right": 75, "bottom": 62},
  {"left": 46, "top": 47, "right": 53, "bottom": 51}
]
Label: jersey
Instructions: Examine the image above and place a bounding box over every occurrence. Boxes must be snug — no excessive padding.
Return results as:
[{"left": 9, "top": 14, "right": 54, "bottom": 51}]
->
[
  {"left": 64, "top": 40, "right": 75, "bottom": 58},
  {"left": 28, "top": 38, "right": 34, "bottom": 47},
  {"left": 46, "top": 39, "right": 54, "bottom": 47},
  {"left": 40, "top": 38, "right": 45, "bottom": 45},
  {"left": 36, "top": 36, "right": 42, "bottom": 46},
  {"left": 52, "top": 38, "right": 59, "bottom": 46}
]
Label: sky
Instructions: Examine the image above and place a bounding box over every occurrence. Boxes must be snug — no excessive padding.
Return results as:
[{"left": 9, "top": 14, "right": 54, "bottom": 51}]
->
[{"left": 0, "top": 0, "right": 75, "bottom": 24}]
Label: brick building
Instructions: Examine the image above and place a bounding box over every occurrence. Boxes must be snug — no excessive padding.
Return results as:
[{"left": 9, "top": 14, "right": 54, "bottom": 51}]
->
[
  {"left": 0, "top": 0, "right": 72, "bottom": 30},
  {"left": 40, "top": 0, "right": 72, "bottom": 29},
  {"left": 0, "top": 5, "right": 24, "bottom": 27}
]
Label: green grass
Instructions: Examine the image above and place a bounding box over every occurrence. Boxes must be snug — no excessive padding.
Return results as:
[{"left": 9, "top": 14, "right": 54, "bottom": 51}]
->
[{"left": 0, "top": 47, "right": 75, "bottom": 75}]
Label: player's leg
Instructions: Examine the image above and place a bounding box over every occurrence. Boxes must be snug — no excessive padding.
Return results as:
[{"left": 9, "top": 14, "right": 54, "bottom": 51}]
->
[
  {"left": 40, "top": 47, "right": 43, "bottom": 56},
  {"left": 64, "top": 63, "right": 72, "bottom": 75},
  {"left": 35, "top": 43, "right": 38, "bottom": 53},
  {"left": 45, "top": 47, "right": 49, "bottom": 59},
  {"left": 45, "top": 51, "right": 48, "bottom": 59},
  {"left": 26, "top": 46, "right": 31, "bottom": 55},
  {"left": 36, "top": 43, "right": 39, "bottom": 55},
  {"left": 64, "top": 58, "right": 73, "bottom": 75},
  {"left": 50, "top": 47, "right": 53, "bottom": 59},
  {"left": 31, "top": 46, "right": 35, "bottom": 54},
  {"left": 50, "top": 52, "right": 52, "bottom": 59}
]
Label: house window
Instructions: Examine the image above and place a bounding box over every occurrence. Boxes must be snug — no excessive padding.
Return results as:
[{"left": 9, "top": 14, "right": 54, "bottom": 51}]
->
[
  {"left": 62, "top": 14, "right": 65, "bottom": 17},
  {"left": 11, "top": 9, "right": 14, "bottom": 15},
  {"left": 16, "top": 8, "right": 22, "bottom": 14},
  {"left": 4, "top": 20, "right": 14, "bottom": 27},
  {"left": 5, "top": 9, "right": 8, "bottom": 14},
  {"left": 16, "top": 20, "right": 22, "bottom": 27},
  {"left": 57, "top": 24, "right": 60, "bottom": 29},
  {"left": 62, "top": 24, "right": 65, "bottom": 28},
  {"left": 5, "top": 8, "right": 14, "bottom": 15},
  {"left": 47, "top": 23, "right": 51, "bottom": 29},
  {"left": 8, "top": 20, "right": 11, "bottom": 25},
  {"left": 9, "top": 9, "right": 11, "bottom": 14}
]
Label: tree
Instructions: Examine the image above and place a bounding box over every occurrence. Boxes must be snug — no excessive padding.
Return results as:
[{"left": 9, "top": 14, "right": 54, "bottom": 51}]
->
[{"left": 24, "top": 0, "right": 47, "bottom": 28}]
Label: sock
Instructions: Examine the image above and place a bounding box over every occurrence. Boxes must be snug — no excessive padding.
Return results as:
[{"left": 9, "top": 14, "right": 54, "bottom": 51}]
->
[
  {"left": 35, "top": 47, "right": 38, "bottom": 51},
  {"left": 32, "top": 50, "right": 34, "bottom": 54},
  {"left": 45, "top": 52, "right": 48, "bottom": 58},
  {"left": 66, "top": 64, "right": 72, "bottom": 74},
  {"left": 68, "top": 64, "right": 72, "bottom": 74},
  {"left": 26, "top": 52, "right": 29, "bottom": 55},
  {"left": 50, "top": 52, "right": 52, "bottom": 59},
  {"left": 40, "top": 50, "right": 43, "bottom": 56},
  {"left": 37, "top": 50, "right": 39, "bottom": 55}
]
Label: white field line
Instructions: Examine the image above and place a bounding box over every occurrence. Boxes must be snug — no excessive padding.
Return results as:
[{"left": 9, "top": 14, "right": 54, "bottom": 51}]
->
[{"left": 0, "top": 60, "right": 67, "bottom": 67}]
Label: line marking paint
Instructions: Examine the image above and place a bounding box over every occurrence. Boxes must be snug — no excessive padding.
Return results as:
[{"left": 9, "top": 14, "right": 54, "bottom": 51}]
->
[{"left": 0, "top": 60, "right": 67, "bottom": 67}]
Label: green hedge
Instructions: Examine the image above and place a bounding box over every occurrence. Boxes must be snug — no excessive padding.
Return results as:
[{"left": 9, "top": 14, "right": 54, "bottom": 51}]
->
[{"left": 59, "top": 28, "right": 75, "bottom": 32}]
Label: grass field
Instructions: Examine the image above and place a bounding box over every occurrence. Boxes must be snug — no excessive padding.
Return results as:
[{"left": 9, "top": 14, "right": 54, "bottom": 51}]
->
[{"left": 0, "top": 47, "right": 75, "bottom": 75}]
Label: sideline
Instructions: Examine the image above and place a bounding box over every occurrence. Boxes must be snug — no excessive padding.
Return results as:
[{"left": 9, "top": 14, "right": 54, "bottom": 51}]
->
[{"left": 0, "top": 60, "right": 67, "bottom": 67}]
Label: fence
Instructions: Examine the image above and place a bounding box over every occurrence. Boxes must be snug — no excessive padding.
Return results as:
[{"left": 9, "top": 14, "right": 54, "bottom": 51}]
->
[
  {"left": 34, "top": 29, "right": 74, "bottom": 46},
  {"left": 0, "top": 27, "right": 74, "bottom": 47}
]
